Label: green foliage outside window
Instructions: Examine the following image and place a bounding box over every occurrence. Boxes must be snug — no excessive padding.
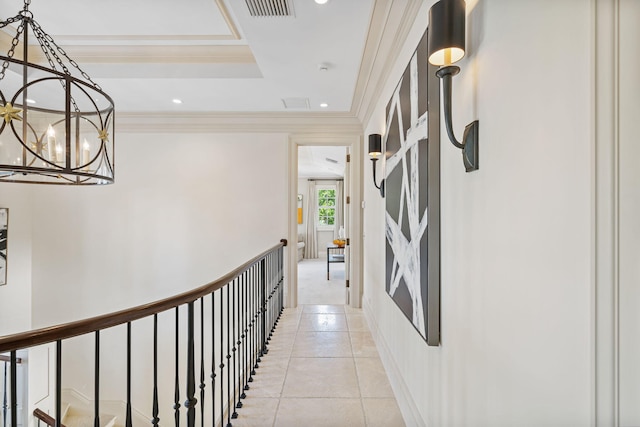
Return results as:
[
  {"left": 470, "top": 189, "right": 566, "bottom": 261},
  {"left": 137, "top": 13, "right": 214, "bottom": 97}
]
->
[{"left": 318, "top": 189, "right": 336, "bottom": 226}]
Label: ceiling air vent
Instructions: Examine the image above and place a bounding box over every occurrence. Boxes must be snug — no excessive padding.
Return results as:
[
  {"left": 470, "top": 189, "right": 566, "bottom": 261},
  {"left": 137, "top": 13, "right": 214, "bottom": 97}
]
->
[
  {"left": 282, "top": 98, "right": 310, "bottom": 109},
  {"left": 245, "top": 0, "right": 294, "bottom": 17}
]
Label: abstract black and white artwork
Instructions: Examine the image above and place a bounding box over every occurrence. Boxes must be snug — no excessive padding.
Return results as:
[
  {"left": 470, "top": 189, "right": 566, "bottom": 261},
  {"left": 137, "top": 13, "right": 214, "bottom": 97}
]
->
[
  {"left": 384, "top": 29, "right": 441, "bottom": 345},
  {"left": 0, "top": 208, "right": 7, "bottom": 286}
]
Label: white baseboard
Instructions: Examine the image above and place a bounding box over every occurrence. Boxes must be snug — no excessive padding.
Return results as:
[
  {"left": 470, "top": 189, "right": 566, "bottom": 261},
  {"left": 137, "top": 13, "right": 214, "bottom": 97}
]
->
[{"left": 363, "top": 297, "right": 424, "bottom": 426}]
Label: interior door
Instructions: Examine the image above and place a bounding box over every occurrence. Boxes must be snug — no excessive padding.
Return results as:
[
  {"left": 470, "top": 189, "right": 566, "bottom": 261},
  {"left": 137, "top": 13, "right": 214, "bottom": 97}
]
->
[{"left": 344, "top": 148, "right": 351, "bottom": 305}]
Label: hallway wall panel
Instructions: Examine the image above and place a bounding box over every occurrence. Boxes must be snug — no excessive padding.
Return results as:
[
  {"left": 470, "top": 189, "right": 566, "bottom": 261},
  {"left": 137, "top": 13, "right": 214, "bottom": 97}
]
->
[{"left": 362, "top": 0, "right": 593, "bottom": 425}]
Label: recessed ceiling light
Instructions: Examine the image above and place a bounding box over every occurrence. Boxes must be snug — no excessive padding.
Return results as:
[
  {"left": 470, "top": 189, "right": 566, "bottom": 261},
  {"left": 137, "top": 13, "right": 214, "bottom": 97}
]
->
[
  {"left": 320, "top": 103, "right": 329, "bottom": 108},
  {"left": 315, "top": 0, "right": 329, "bottom": 4},
  {"left": 172, "top": 99, "right": 182, "bottom": 104},
  {"left": 26, "top": 98, "right": 36, "bottom": 104}
]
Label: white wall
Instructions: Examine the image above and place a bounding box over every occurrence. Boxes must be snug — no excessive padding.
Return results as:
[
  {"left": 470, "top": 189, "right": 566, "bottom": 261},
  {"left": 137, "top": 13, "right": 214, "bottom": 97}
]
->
[
  {"left": 363, "top": 1, "right": 593, "bottom": 425},
  {"left": 0, "top": 185, "right": 32, "bottom": 336},
  {"left": 28, "top": 132, "right": 288, "bottom": 326},
  {"left": 619, "top": 0, "right": 640, "bottom": 424}
]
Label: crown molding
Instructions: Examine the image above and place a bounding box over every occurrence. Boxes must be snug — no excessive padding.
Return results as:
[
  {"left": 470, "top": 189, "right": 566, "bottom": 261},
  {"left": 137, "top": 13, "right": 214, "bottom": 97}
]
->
[
  {"left": 62, "top": 45, "right": 255, "bottom": 64},
  {"left": 116, "top": 112, "right": 364, "bottom": 134},
  {"left": 353, "top": 0, "right": 425, "bottom": 126},
  {"left": 215, "top": 0, "right": 241, "bottom": 40},
  {"left": 350, "top": 0, "right": 394, "bottom": 116}
]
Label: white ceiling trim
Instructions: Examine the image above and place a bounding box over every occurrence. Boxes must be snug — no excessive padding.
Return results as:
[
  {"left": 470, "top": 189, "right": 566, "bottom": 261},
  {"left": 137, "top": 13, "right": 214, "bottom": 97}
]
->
[
  {"left": 215, "top": 0, "right": 242, "bottom": 40},
  {"left": 352, "top": 0, "right": 424, "bottom": 125},
  {"left": 116, "top": 112, "right": 363, "bottom": 134},
  {"left": 62, "top": 45, "right": 255, "bottom": 64},
  {"left": 51, "top": 35, "right": 240, "bottom": 42}
]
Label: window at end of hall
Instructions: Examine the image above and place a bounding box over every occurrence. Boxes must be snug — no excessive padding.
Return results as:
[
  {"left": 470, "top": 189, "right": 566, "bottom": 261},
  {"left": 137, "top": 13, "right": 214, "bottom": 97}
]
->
[{"left": 317, "top": 187, "right": 336, "bottom": 227}]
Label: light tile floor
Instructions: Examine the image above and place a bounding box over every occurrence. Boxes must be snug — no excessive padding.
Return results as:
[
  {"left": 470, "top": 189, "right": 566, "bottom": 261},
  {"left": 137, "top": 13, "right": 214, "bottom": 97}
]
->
[{"left": 231, "top": 304, "right": 406, "bottom": 427}]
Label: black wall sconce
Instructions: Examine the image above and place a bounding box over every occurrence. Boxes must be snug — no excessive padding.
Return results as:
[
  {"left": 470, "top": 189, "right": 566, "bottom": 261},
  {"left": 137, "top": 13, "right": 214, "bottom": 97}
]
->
[
  {"left": 368, "top": 134, "right": 385, "bottom": 197},
  {"left": 428, "top": 0, "right": 479, "bottom": 172}
]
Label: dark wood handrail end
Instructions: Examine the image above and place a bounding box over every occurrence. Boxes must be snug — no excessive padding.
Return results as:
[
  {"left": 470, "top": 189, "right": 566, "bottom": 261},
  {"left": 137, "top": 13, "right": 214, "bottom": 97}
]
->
[
  {"left": 280, "top": 238, "right": 288, "bottom": 247},
  {"left": 33, "top": 408, "right": 66, "bottom": 427}
]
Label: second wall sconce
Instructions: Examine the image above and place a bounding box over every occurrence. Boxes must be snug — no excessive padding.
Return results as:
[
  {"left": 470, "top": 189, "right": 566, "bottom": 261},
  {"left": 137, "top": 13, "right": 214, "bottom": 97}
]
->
[
  {"left": 428, "top": 0, "right": 479, "bottom": 172},
  {"left": 368, "top": 134, "right": 385, "bottom": 197}
]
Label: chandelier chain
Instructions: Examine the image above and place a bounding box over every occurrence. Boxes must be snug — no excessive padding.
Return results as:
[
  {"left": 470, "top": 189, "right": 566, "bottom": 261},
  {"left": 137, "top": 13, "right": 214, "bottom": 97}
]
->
[
  {"left": 26, "top": 25, "right": 77, "bottom": 113},
  {"left": 30, "top": 19, "right": 102, "bottom": 92},
  {"left": 0, "top": 16, "right": 25, "bottom": 83}
]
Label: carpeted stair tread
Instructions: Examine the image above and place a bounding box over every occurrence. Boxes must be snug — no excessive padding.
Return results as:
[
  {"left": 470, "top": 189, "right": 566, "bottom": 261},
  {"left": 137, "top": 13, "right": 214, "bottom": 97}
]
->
[{"left": 62, "top": 409, "right": 117, "bottom": 427}]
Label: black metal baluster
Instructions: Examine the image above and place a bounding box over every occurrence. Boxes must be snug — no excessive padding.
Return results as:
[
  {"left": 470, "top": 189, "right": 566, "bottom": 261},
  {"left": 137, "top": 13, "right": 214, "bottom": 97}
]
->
[
  {"left": 268, "top": 253, "right": 273, "bottom": 342},
  {"left": 55, "top": 341, "right": 62, "bottom": 427},
  {"left": 260, "top": 258, "right": 267, "bottom": 359},
  {"left": 247, "top": 268, "right": 252, "bottom": 385},
  {"left": 94, "top": 331, "right": 100, "bottom": 427},
  {"left": 265, "top": 254, "right": 270, "bottom": 345},
  {"left": 276, "top": 252, "right": 280, "bottom": 326},
  {"left": 254, "top": 264, "right": 260, "bottom": 368},
  {"left": 126, "top": 322, "right": 132, "bottom": 427},
  {"left": 210, "top": 293, "right": 216, "bottom": 426},
  {"left": 277, "top": 251, "right": 282, "bottom": 328},
  {"left": 225, "top": 284, "right": 231, "bottom": 427},
  {"left": 3, "top": 360, "right": 7, "bottom": 427},
  {"left": 9, "top": 352, "right": 16, "bottom": 427},
  {"left": 219, "top": 289, "right": 224, "bottom": 426},
  {"left": 199, "top": 298, "right": 205, "bottom": 427},
  {"left": 152, "top": 314, "right": 159, "bottom": 427},
  {"left": 268, "top": 253, "right": 274, "bottom": 344},
  {"left": 249, "top": 264, "right": 258, "bottom": 382},
  {"left": 275, "top": 250, "right": 281, "bottom": 328},
  {"left": 185, "top": 302, "right": 196, "bottom": 427},
  {"left": 240, "top": 271, "right": 249, "bottom": 399},
  {"left": 280, "top": 247, "right": 285, "bottom": 316},
  {"left": 231, "top": 278, "right": 239, "bottom": 418},
  {"left": 174, "top": 307, "right": 181, "bottom": 427}
]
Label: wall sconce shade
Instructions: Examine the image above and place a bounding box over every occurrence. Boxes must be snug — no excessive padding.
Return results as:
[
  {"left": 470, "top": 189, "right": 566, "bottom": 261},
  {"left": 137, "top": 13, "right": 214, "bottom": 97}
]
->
[
  {"left": 368, "top": 133, "right": 382, "bottom": 158},
  {"left": 428, "top": 0, "right": 466, "bottom": 66},
  {"left": 368, "top": 134, "right": 385, "bottom": 197},
  {"left": 428, "top": 0, "right": 479, "bottom": 172}
]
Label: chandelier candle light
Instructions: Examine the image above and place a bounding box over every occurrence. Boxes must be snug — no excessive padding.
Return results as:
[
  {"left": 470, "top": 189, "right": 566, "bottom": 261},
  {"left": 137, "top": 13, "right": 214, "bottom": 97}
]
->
[{"left": 0, "top": 0, "right": 115, "bottom": 184}]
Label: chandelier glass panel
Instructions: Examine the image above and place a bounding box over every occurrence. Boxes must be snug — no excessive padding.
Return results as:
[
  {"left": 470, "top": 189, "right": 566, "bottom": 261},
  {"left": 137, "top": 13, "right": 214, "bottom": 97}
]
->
[{"left": 0, "top": 0, "right": 115, "bottom": 185}]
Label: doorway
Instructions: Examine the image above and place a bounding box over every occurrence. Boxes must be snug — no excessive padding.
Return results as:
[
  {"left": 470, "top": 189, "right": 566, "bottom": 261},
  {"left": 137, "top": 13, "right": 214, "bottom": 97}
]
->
[
  {"left": 287, "top": 135, "right": 362, "bottom": 309},
  {"left": 296, "top": 146, "right": 348, "bottom": 305}
]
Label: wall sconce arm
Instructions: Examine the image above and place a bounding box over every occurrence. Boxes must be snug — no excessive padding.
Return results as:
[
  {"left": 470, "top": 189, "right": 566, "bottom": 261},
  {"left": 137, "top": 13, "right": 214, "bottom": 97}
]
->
[
  {"left": 436, "top": 65, "right": 479, "bottom": 172},
  {"left": 371, "top": 158, "right": 385, "bottom": 197}
]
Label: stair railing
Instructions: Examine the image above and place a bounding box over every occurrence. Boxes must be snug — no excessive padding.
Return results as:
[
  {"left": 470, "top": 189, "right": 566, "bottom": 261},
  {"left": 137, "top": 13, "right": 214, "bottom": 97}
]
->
[
  {"left": 0, "top": 239, "right": 287, "bottom": 427},
  {"left": 0, "top": 355, "right": 21, "bottom": 427}
]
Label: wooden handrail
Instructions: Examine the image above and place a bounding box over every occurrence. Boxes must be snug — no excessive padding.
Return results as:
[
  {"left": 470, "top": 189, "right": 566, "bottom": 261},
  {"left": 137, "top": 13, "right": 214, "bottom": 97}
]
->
[
  {"left": 33, "top": 408, "right": 66, "bottom": 427},
  {"left": 0, "top": 239, "right": 287, "bottom": 353},
  {"left": 0, "top": 355, "right": 22, "bottom": 363}
]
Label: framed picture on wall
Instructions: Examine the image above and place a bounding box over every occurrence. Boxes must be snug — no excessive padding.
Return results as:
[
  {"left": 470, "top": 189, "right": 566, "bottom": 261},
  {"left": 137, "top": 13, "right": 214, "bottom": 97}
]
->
[
  {"left": 0, "top": 208, "right": 7, "bottom": 286},
  {"left": 384, "top": 28, "right": 441, "bottom": 346}
]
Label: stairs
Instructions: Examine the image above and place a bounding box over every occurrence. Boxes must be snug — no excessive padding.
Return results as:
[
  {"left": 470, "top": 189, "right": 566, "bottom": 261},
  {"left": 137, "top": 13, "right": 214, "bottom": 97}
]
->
[{"left": 60, "top": 402, "right": 118, "bottom": 427}]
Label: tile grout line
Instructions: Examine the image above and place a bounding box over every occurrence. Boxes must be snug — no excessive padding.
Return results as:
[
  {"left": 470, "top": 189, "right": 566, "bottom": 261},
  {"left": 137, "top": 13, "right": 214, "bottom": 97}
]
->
[
  {"left": 349, "top": 312, "right": 370, "bottom": 426},
  {"left": 270, "top": 307, "right": 301, "bottom": 427}
]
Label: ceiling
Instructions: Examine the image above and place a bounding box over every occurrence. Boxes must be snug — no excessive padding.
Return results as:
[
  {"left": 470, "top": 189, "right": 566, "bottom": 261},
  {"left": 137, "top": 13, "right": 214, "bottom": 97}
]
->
[
  {"left": 298, "top": 145, "right": 346, "bottom": 179},
  {"left": 0, "top": 0, "right": 376, "bottom": 114}
]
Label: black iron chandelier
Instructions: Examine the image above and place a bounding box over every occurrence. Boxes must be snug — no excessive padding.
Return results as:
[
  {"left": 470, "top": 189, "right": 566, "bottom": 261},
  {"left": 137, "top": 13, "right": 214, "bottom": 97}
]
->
[{"left": 0, "top": 0, "right": 115, "bottom": 185}]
